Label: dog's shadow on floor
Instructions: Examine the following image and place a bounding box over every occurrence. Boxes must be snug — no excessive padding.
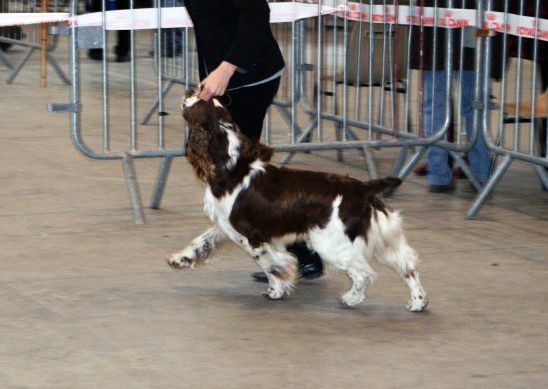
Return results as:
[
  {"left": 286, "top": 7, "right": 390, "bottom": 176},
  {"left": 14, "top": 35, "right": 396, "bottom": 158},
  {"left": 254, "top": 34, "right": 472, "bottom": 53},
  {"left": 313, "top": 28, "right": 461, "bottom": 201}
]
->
[
  {"left": 205, "top": 275, "right": 435, "bottom": 322},
  {"left": 170, "top": 268, "right": 438, "bottom": 337}
]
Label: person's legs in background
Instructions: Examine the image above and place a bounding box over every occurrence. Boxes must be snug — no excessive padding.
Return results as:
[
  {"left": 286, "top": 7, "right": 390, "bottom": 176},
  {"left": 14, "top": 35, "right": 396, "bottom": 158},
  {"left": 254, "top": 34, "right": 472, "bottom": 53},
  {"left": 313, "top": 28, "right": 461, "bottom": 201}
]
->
[
  {"left": 87, "top": 0, "right": 150, "bottom": 62},
  {"left": 460, "top": 70, "right": 491, "bottom": 185},
  {"left": 217, "top": 79, "right": 324, "bottom": 282},
  {"left": 423, "top": 70, "right": 453, "bottom": 192},
  {"left": 115, "top": 0, "right": 131, "bottom": 64},
  {"left": 160, "top": 0, "right": 183, "bottom": 57}
]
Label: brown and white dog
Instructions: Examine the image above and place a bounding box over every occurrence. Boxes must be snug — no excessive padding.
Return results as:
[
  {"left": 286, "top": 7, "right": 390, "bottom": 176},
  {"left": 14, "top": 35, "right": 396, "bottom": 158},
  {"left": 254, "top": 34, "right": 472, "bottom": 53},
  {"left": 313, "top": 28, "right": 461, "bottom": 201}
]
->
[{"left": 166, "top": 89, "right": 428, "bottom": 312}]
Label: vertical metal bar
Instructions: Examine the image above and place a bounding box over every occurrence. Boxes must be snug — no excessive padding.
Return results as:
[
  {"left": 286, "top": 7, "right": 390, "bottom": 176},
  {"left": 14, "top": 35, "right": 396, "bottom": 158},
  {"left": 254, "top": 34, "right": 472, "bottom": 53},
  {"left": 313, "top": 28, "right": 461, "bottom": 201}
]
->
[
  {"left": 472, "top": 0, "right": 486, "bottom": 158},
  {"left": 315, "top": 1, "right": 323, "bottom": 142},
  {"left": 129, "top": 0, "right": 137, "bottom": 152},
  {"left": 367, "top": 0, "right": 374, "bottom": 140},
  {"left": 528, "top": 0, "right": 541, "bottom": 155},
  {"left": 512, "top": 0, "right": 525, "bottom": 151},
  {"left": 290, "top": 18, "right": 297, "bottom": 143},
  {"left": 155, "top": 0, "right": 165, "bottom": 149},
  {"left": 101, "top": 0, "right": 110, "bottom": 152},
  {"left": 495, "top": 0, "right": 509, "bottom": 153},
  {"left": 341, "top": 1, "right": 348, "bottom": 141}
]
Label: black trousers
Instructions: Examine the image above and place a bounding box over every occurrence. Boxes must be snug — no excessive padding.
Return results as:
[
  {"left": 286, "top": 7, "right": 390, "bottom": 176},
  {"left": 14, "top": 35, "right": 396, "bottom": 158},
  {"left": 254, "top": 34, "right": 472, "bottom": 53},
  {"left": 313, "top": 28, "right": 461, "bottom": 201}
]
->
[
  {"left": 217, "top": 77, "right": 281, "bottom": 140},
  {"left": 218, "top": 77, "right": 322, "bottom": 268}
]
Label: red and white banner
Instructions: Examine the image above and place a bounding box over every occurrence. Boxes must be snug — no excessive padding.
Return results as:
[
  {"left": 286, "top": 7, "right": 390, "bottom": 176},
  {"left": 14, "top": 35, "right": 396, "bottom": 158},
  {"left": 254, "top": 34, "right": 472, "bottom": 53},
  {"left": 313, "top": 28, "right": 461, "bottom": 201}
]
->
[
  {"left": 0, "top": 12, "right": 69, "bottom": 27},
  {"left": 0, "top": 3, "right": 546, "bottom": 42}
]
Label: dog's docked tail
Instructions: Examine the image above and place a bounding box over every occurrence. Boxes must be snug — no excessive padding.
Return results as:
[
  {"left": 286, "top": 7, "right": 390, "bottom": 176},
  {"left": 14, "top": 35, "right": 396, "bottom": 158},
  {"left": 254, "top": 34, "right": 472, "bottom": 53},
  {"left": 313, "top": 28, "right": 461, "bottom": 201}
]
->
[{"left": 364, "top": 176, "right": 402, "bottom": 194}]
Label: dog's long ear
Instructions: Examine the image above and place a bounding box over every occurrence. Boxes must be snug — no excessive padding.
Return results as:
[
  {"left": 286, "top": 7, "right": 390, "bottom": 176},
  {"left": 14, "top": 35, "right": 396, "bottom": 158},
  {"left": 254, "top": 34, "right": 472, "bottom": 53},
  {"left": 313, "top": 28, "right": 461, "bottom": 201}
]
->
[
  {"left": 240, "top": 138, "right": 274, "bottom": 162},
  {"left": 205, "top": 101, "right": 231, "bottom": 167}
]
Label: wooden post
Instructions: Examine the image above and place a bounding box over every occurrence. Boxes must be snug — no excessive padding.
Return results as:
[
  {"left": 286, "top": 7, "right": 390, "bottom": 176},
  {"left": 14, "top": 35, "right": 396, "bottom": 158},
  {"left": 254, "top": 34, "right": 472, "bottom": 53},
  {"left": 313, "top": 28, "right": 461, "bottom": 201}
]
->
[{"left": 39, "top": 0, "right": 48, "bottom": 87}]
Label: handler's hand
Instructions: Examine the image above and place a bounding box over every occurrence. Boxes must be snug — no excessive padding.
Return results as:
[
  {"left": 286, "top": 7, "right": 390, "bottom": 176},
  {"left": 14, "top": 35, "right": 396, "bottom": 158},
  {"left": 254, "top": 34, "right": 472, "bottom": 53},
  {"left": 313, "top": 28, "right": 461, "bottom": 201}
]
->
[{"left": 198, "top": 61, "right": 237, "bottom": 101}]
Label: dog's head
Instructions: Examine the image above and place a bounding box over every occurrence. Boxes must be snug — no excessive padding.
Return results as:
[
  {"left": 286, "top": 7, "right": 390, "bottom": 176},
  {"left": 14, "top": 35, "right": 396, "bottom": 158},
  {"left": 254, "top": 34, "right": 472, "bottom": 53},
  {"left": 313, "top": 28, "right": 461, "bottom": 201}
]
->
[{"left": 181, "top": 89, "right": 273, "bottom": 183}]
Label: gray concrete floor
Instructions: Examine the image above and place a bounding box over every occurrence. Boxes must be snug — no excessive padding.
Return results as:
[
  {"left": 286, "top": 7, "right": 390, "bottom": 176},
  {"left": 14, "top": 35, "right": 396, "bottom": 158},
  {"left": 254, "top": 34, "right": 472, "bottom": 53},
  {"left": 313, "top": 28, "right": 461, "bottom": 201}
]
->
[{"left": 1, "top": 39, "right": 548, "bottom": 389}]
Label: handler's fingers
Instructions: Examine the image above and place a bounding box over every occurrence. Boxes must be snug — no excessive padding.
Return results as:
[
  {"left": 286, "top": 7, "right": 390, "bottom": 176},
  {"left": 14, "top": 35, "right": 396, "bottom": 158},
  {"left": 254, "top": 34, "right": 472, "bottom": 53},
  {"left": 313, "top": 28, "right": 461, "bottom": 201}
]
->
[{"left": 198, "top": 84, "right": 213, "bottom": 101}]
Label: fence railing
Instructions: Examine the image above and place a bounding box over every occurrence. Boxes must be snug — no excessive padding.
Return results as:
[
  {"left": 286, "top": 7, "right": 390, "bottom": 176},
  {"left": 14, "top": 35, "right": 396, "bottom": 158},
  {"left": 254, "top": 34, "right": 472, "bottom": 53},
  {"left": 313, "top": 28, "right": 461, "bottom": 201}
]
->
[{"left": 39, "top": 0, "right": 546, "bottom": 222}]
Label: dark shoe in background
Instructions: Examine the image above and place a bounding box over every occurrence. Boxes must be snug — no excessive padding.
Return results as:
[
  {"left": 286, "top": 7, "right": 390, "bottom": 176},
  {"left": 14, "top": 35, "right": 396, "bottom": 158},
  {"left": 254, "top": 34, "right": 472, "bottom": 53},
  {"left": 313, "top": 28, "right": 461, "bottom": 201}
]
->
[
  {"left": 414, "top": 163, "right": 428, "bottom": 176},
  {"left": 88, "top": 48, "right": 103, "bottom": 61},
  {"left": 252, "top": 259, "right": 324, "bottom": 283},
  {"left": 116, "top": 54, "right": 130, "bottom": 63},
  {"left": 428, "top": 183, "right": 454, "bottom": 193},
  {"left": 252, "top": 241, "right": 324, "bottom": 283},
  {"left": 452, "top": 166, "right": 467, "bottom": 179}
]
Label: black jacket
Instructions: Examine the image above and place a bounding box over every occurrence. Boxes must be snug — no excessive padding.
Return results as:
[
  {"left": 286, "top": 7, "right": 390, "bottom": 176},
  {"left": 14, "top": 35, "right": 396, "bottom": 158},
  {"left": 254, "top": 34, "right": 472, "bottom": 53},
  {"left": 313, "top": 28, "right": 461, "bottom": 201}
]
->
[{"left": 185, "top": 0, "right": 285, "bottom": 90}]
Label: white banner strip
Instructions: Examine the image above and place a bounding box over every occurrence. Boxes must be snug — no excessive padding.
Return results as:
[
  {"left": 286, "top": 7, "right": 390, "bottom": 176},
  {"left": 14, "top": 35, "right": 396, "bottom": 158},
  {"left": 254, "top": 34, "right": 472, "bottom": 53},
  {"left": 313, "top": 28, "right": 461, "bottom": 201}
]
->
[
  {"left": 0, "top": 4, "right": 546, "bottom": 42},
  {"left": 341, "top": 3, "right": 548, "bottom": 42},
  {"left": 71, "top": 4, "right": 341, "bottom": 29},
  {"left": 0, "top": 12, "right": 69, "bottom": 27}
]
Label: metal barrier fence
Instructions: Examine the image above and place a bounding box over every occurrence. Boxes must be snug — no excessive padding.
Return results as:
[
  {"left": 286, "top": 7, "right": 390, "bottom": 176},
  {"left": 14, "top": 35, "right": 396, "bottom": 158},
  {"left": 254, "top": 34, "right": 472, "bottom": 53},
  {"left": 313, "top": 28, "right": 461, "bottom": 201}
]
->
[
  {"left": 0, "top": 0, "right": 70, "bottom": 84},
  {"left": 140, "top": 25, "right": 199, "bottom": 124},
  {"left": 46, "top": 0, "right": 546, "bottom": 223},
  {"left": 467, "top": 0, "right": 548, "bottom": 217}
]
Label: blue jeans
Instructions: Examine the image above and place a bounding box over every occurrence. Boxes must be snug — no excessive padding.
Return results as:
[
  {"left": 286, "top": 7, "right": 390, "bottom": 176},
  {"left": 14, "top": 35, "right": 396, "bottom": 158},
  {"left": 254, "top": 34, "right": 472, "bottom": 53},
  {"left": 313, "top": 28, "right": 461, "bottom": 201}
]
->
[{"left": 423, "top": 70, "right": 491, "bottom": 185}]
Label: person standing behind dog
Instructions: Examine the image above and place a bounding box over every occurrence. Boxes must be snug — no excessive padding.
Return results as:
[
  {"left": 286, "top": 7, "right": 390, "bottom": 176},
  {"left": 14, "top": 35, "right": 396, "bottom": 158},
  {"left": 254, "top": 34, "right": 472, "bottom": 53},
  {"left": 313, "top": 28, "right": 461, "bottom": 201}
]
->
[
  {"left": 409, "top": 0, "right": 504, "bottom": 192},
  {"left": 184, "top": 0, "right": 325, "bottom": 282}
]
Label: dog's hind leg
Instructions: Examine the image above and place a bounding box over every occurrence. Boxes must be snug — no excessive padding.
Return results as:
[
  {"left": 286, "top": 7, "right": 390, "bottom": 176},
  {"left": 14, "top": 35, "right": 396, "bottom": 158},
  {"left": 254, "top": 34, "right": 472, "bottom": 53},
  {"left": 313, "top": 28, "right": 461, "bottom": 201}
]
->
[
  {"left": 241, "top": 242, "right": 298, "bottom": 300},
  {"left": 369, "top": 210, "right": 428, "bottom": 312},
  {"left": 165, "top": 226, "right": 224, "bottom": 269},
  {"left": 403, "top": 270, "right": 428, "bottom": 312},
  {"left": 339, "top": 258, "right": 377, "bottom": 307}
]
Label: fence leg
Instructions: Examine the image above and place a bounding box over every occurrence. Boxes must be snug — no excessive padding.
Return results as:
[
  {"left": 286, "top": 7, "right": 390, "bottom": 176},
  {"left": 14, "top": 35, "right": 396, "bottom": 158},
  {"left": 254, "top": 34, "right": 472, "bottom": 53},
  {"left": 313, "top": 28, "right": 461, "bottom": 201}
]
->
[
  {"left": 397, "top": 146, "right": 427, "bottom": 180},
  {"left": 150, "top": 156, "right": 174, "bottom": 209},
  {"left": 46, "top": 51, "right": 70, "bottom": 85},
  {"left": 6, "top": 47, "right": 34, "bottom": 84},
  {"left": 121, "top": 155, "right": 146, "bottom": 224},
  {"left": 466, "top": 155, "right": 512, "bottom": 219},
  {"left": 532, "top": 163, "right": 548, "bottom": 191},
  {"left": 449, "top": 150, "right": 481, "bottom": 190},
  {"left": 391, "top": 146, "right": 408, "bottom": 176},
  {"left": 362, "top": 145, "right": 379, "bottom": 180},
  {"left": 279, "top": 116, "right": 317, "bottom": 165},
  {"left": 0, "top": 48, "right": 13, "bottom": 69},
  {"left": 141, "top": 80, "right": 175, "bottom": 124}
]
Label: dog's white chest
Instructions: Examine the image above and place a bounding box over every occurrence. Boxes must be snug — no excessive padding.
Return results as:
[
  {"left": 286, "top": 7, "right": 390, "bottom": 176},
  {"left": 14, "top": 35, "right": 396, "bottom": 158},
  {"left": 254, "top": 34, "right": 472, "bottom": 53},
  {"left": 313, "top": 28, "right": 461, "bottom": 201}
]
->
[
  {"left": 202, "top": 160, "right": 266, "bottom": 227},
  {"left": 203, "top": 186, "right": 237, "bottom": 224}
]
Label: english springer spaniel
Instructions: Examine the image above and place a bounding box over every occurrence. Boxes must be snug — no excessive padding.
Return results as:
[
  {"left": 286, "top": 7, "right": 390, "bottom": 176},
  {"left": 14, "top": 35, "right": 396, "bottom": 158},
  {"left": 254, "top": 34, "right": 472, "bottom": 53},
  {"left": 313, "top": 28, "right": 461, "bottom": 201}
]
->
[{"left": 166, "top": 89, "right": 428, "bottom": 312}]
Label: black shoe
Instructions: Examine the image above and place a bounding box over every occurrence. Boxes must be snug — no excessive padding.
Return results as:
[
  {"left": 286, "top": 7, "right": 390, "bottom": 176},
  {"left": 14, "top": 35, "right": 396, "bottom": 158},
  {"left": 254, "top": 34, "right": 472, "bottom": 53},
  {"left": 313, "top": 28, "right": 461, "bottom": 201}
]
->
[
  {"left": 428, "top": 183, "right": 454, "bottom": 193},
  {"left": 115, "top": 54, "right": 130, "bottom": 63},
  {"left": 452, "top": 166, "right": 467, "bottom": 179},
  {"left": 414, "top": 163, "right": 428, "bottom": 176},
  {"left": 160, "top": 47, "right": 182, "bottom": 58},
  {"left": 252, "top": 260, "right": 324, "bottom": 283},
  {"left": 88, "top": 49, "right": 103, "bottom": 61}
]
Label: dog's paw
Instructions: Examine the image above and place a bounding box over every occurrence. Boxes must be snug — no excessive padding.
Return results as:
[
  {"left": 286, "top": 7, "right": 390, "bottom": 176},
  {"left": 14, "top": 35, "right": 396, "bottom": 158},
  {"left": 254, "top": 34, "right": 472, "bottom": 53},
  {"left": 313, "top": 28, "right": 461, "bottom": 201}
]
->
[
  {"left": 262, "top": 287, "right": 285, "bottom": 300},
  {"left": 338, "top": 291, "right": 365, "bottom": 307},
  {"left": 165, "top": 254, "right": 195, "bottom": 270},
  {"left": 407, "top": 295, "right": 428, "bottom": 312}
]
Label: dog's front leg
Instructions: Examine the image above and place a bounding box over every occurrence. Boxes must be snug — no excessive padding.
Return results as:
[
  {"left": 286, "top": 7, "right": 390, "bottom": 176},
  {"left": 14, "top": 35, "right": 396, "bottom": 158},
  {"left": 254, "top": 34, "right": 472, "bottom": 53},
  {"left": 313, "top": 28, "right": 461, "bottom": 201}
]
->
[{"left": 166, "top": 226, "right": 224, "bottom": 269}]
